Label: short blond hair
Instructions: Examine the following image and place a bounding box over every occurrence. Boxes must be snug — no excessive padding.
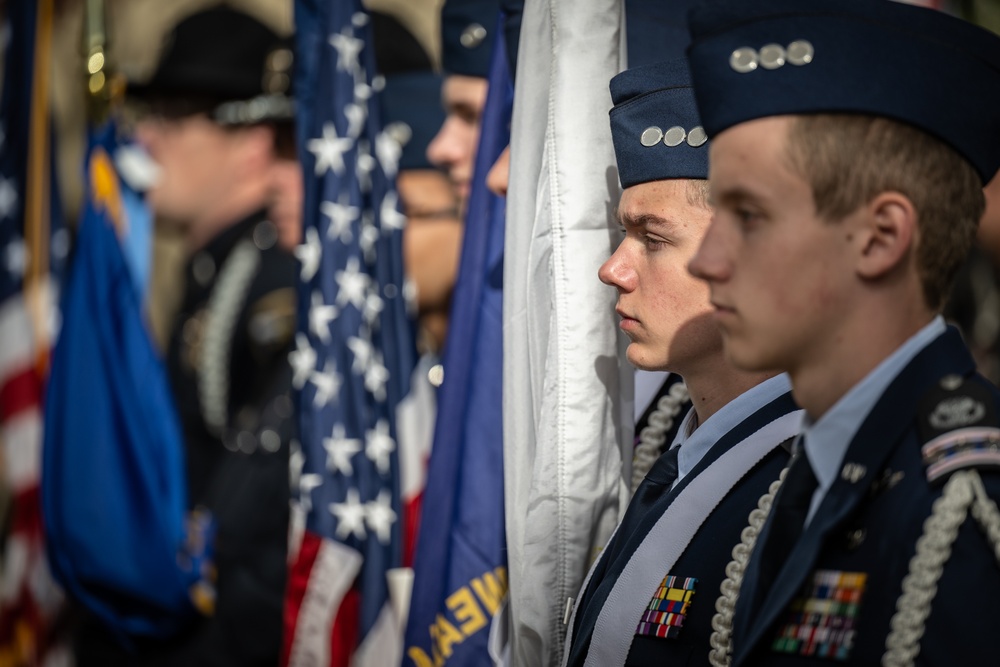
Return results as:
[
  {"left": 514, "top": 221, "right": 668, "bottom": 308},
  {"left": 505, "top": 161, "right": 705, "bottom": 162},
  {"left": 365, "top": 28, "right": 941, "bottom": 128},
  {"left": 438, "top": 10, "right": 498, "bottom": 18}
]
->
[
  {"left": 785, "top": 114, "right": 984, "bottom": 310},
  {"left": 685, "top": 179, "right": 711, "bottom": 209}
]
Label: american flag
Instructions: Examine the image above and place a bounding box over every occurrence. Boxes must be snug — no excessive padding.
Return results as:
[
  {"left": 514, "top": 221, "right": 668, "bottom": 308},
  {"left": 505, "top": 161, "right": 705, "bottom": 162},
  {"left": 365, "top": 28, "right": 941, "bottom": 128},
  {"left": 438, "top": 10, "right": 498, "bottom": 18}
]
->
[
  {"left": 282, "top": 0, "right": 417, "bottom": 665},
  {"left": 0, "top": 0, "right": 69, "bottom": 663}
]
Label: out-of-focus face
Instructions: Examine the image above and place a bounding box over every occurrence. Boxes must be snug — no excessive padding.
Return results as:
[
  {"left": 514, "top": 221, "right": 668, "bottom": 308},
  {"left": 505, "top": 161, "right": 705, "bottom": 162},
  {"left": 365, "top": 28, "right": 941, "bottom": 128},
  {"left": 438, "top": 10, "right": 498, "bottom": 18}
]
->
[
  {"left": 269, "top": 157, "right": 304, "bottom": 251},
  {"left": 598, "top": 179, "right": 720, "bottom": 373},
  {"left": 425, "top": 74, "right": 488, "bottom": 210},
  {"left": 688, "top": 116, "right": 856, "bottom": 374},
  {"left": 399, "top": 168, "right": 462, "bottom": 352},
  {"left": 135, "top": 113, "right": 236, "bottom": 227},
  {"left": 977, "top": 170, "right": 1000, "bottom": 262},
  {"left": 486, "top": 144, "right": 510, "bottom": 198}
]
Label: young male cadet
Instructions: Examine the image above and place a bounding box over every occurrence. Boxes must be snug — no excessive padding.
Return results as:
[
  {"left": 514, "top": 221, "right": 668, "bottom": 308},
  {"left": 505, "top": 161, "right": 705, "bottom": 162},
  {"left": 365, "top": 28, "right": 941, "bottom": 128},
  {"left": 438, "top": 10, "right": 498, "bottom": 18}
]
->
[
  {"left": 685, "top": 1, "right": 1000, "bottom": 664},
  {"left": 562, "top": 58, "right": 803, "bottom": 667}
]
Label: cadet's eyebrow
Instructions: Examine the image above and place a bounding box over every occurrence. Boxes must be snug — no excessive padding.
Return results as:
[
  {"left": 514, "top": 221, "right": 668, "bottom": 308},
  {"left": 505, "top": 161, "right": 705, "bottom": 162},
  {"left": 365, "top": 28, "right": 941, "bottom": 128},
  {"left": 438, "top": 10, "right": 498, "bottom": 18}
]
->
[
  {"left": 618, "top": 210, "right": 679, "bottom": 233},
  {"left": 713, "top": 186, "right": 765, "bottom": 208},
  {"left": 446, "top": 100, "right": 481, "bottom": 122}
]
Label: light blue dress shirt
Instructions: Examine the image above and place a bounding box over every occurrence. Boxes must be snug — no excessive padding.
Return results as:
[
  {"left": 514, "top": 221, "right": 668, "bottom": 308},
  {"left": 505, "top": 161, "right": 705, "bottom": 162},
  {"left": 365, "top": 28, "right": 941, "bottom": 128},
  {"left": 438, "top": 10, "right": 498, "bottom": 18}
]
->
[
  {"left": 668, "top": 373, "right": 793, "bottom": 489},
  {"left": 801, "top": 316, "right": 946, "bottom": 524}
]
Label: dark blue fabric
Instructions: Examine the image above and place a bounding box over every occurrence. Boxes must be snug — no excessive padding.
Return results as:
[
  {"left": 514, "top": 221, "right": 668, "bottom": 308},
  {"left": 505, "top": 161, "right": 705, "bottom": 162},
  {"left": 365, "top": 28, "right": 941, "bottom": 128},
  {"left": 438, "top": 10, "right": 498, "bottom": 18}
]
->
[
  {"left": 626, "top": 0, "right": 701, "bottom": 68},
  {"left": 567, "top": 391, "right": 797, "bottom": 667},
  {"left": 42, "top": 121, "right": 197, "bottom": 640},
  {"left": 440, "top": 0, "right": 501, "bottom": 77},
  {"left": 0, "top": 0, "right": 67, "bottom": 304},
  {"left": 686, "top": 0, "right": 1000, "bottom": 183},
  {"left": 732, "top": 328, "right": 1000, "bottom": 666},
  {"left": 500, "top": 0, "right": 523, "bottom": 78},
  {"left": 403, "top": 22, "right": 512, "bottom": 666},
  {"left": 609, "top": 58, "right": 709, "bottom": 187},
  {"left": 380, "top": 71, "right": 445, "bottom": 171}
]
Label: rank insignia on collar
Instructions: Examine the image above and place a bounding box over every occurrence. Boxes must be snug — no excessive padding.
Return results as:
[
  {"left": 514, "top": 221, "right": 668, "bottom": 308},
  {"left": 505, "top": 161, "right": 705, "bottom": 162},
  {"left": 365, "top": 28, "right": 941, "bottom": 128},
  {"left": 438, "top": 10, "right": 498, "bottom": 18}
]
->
[
  {"left": 634, "top": 575, "right": 697, "bottom": 639},
  {"left": 772, "top": 570, "right": 866, "bottom": 661}
]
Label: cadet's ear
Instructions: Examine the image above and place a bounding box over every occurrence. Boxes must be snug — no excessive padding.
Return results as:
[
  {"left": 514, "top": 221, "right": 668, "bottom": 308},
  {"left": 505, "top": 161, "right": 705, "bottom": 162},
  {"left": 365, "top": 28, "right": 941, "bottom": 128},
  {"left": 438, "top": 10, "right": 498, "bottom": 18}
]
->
[{"left": 855, "top": 191, "right": 917, "bottom": 280}]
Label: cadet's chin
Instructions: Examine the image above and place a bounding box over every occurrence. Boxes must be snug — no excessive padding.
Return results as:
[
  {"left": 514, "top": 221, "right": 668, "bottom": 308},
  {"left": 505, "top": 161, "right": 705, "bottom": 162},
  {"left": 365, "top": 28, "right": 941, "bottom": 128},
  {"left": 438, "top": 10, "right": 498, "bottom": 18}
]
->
[
  {"left": 625, "top": 344, "right": 668, "bottom": 373},
  {"left": 720, "top": 334, "right": 772, "bottom": 374}
]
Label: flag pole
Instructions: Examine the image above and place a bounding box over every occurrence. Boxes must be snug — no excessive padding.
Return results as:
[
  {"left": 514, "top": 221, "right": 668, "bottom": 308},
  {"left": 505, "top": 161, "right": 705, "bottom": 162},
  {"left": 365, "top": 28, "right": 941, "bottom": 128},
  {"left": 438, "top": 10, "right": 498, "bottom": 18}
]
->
[
  {"left": 24, "top": 0, "right": 54, "bottom": 374},
  {"left": 82, "top": 0, "right": 123, "bottom": 126}
]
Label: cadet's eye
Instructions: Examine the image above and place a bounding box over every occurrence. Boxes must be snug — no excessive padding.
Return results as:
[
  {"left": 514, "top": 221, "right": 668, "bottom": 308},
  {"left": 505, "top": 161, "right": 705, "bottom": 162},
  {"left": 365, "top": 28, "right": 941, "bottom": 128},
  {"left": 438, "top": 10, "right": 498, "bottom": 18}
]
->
[
  {"left": 736, "top": 207, "right": 761, "bottom": 227},
  {"left": 644, "top": 235, "right": 667, "bottom": 250}
]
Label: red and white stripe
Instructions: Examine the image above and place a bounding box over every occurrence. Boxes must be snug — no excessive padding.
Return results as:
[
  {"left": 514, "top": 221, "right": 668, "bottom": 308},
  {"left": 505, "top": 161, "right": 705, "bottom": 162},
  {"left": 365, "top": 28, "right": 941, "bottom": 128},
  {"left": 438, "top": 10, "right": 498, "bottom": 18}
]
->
[{"left": 0, "top": 285, "right": 65, "bottom": 664}]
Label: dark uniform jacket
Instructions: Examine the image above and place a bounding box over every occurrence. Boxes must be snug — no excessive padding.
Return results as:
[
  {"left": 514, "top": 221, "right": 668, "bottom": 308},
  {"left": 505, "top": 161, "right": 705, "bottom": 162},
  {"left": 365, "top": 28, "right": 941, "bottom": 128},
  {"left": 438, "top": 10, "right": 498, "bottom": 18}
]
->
[
  {"left": 566, "top": 389, "right": 797, "bottom": 667},
  {"left": 732, "top": 327, "right": 1000, "bottom": 666},
  {"left": 76, "top": 212, "right": 297, "bottom": 666}
]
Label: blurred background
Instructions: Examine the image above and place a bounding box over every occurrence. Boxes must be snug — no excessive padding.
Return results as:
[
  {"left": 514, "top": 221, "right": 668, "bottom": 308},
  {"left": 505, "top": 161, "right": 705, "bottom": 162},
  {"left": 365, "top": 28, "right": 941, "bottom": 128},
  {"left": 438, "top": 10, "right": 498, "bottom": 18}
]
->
[{"left": 41, "top": 0, "right": 442, "bottom": 347}]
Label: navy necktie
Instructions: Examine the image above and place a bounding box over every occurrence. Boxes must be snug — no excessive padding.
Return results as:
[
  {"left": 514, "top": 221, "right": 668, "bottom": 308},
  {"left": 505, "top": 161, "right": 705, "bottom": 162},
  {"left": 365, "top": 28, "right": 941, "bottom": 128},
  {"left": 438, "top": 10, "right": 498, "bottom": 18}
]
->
[
  {"left": 754, "top": 444, "right": 818, "bottom": 597},
  {"left": 606, "top": 445, "right": 681, "bottom": 563}
]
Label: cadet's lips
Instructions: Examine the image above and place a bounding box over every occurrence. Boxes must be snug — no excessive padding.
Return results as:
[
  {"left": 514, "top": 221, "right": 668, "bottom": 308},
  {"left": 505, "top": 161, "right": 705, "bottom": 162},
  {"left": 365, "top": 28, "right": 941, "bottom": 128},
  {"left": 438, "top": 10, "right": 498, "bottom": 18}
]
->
[{"left": 616, "top": 308, "right": 640, "bottom": 331}]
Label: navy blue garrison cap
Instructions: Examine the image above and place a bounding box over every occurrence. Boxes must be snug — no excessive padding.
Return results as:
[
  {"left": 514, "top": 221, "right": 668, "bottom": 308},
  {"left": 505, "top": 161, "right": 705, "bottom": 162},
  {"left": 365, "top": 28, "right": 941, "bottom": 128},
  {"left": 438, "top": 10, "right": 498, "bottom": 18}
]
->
[
  {"left": 373, "top": 11, "right": 445, "bottom": 170},
  {"left": 686, "top": 0, "right": 1000, "bottom": 184},
  {"left": 381, "top": 72, "right": 446, "bottom": 170},
  {"left": 610, "top": 58, "right": 709, "bottom": 189},
  {"left": 441, "top": 0, "right": 501, "bottom": 78}
]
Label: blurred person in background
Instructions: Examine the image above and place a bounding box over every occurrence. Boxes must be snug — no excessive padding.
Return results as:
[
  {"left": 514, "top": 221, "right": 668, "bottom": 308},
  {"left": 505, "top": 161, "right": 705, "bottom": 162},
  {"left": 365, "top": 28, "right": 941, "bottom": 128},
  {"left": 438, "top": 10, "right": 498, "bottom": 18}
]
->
[
  {"left": 426, "top": 0, "right": 498, "bottom": 213},
  {"left": 373, "top": 9, "right": 461, "bottom": 357},
  {"left": 370, "top": 8, "right": 462, "bottom": 573},
  {"left": 942, "top": 10, "right": 1000, "bottom": 385},
  {"left": 74, "top": 6, "right": 298, "bottom": 665}
]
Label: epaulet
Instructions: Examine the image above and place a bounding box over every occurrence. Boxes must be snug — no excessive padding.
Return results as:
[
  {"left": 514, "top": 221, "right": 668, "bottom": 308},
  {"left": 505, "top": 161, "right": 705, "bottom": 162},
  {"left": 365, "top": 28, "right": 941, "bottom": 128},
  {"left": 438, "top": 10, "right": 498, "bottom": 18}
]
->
[{"left": 917, "top": 373, "right": 1000, "bottom": 485}]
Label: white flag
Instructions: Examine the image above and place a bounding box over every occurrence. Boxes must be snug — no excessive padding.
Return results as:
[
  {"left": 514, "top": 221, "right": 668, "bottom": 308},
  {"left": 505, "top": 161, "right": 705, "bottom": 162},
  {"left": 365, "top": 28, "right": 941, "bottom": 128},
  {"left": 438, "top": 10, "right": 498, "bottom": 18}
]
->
[{"left": 503, "top": 0, "right": 632, "bottom": 665}]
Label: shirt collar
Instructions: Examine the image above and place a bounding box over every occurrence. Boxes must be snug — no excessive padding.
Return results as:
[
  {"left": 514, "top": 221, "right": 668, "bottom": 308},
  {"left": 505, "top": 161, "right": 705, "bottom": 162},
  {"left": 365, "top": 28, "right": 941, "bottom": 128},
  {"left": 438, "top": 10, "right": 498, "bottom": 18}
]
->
[
  {"left": 803, "top": 315, "right": 946, "bottom": 521},
  {"left": 671, "top": 373, "right": 792, "bottom": 487}
]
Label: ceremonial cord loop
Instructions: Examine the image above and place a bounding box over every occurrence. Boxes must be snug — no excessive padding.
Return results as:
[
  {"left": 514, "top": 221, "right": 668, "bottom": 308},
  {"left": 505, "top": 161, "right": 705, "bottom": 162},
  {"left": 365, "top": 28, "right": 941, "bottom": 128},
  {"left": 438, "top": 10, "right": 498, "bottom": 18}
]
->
[
  {"left": 884, "top": 470, "right": 1000, "bottom": 667},
  {"left": 632, "top": 382, "right": 689, "bottom": 494},
  {"left": 199, "top": 239, "right": 260, "bottom": 435},
  {"left": 708, "top": 467, "right": 788, "bottom": 667}
]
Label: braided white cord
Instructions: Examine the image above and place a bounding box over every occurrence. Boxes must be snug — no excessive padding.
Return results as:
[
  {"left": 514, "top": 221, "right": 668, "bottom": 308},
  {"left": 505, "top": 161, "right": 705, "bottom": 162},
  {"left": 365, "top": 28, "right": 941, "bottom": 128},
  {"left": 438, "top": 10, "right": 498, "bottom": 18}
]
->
[
  {"left": 969, "top": 471, "right": 1000, "bottom": 563},
  {"left": 708, "top": 466, "right": 789, "bottom": 667},
  {"left": 198, "top": 240, "right": 261, "bottom": 434},
  {"left": 631, "top": 381, "right": 690, "bottom": 493},
  {"left": 882, "top": 471, "right": 975, "bottom": 667}
]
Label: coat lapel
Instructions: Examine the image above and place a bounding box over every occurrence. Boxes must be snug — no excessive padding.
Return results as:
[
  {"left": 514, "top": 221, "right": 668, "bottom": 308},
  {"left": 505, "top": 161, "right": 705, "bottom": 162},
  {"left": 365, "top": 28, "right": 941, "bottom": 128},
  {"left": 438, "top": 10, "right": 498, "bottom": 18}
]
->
[
  {"left": 567, "top": 391, "right": 796, "bottom": 667},
  {"left": 732, "top": 328, "right": 975, "bottom": 666}
]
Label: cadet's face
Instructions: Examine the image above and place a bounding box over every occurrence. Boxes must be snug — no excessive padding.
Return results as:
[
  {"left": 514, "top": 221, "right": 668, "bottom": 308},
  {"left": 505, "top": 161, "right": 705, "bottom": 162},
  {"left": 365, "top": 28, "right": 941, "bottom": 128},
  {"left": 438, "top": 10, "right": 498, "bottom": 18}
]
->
[
  {"left": 486, "top": 145, "right": 511, "bottom": 198},
  {"left": 135, "top": 114, "right": 234, "bottom": 224},
  {"left": 426, "top": 75, "right": 488, "bottom": 209},
  {"left": 269, "top": 157, "right": 304, "bottom": 251},
  {"left": 688, "top": 116, "right": 854, "bottom": 375},
  {"left": 599, "top": 179, "right": 720, "bottom": 373}
]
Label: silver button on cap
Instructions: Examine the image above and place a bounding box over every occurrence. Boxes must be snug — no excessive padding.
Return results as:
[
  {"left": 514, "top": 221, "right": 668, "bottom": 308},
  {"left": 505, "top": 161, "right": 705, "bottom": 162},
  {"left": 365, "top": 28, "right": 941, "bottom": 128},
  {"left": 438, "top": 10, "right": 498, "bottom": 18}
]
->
[
  {"left": 730, "top": 47, "right": 759, "bottom": 73},
  {"left": 460, "top": 23, "right": 488, "bottom": 48},
  {"left": 640, "top": 126, "right": 663, "bottom": 147},
  {"left": 759, "top": 43, "right": 786, "bottom": 70},
  {"left": 787, "top": 40, "right": 815, "bottom": 66},
  {"left": 686, "top": 126, "right": 708, "bottom": 147},
  {"left": 663, "top": 126, "right": 687, "bottom": 147}
]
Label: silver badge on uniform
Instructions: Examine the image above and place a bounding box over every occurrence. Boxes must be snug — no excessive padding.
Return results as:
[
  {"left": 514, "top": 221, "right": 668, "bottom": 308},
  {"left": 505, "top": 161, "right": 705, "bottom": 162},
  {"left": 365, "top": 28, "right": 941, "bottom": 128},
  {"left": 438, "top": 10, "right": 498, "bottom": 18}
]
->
[{"left": 928, "top": 396, "right": 987, "bottom": 430}]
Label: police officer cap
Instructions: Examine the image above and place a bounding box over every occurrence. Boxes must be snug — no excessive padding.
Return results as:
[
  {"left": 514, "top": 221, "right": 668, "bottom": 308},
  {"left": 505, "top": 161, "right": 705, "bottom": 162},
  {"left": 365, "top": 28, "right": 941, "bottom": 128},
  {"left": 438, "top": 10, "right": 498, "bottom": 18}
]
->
[
  {"left": 440, "top": 0, "right": 501, "bottom": 78},
  {"left": 373, "top": 11, "right": 446, "bottom": 171},
  {"left": 128, "top": 5, "right": 294, "bottom": 126},
  {"left": 686, "top": 0, "right": 1000, "bottom": 184},
  {"left": 610, "top": 58, "right": 709, "bottom": 189}
]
